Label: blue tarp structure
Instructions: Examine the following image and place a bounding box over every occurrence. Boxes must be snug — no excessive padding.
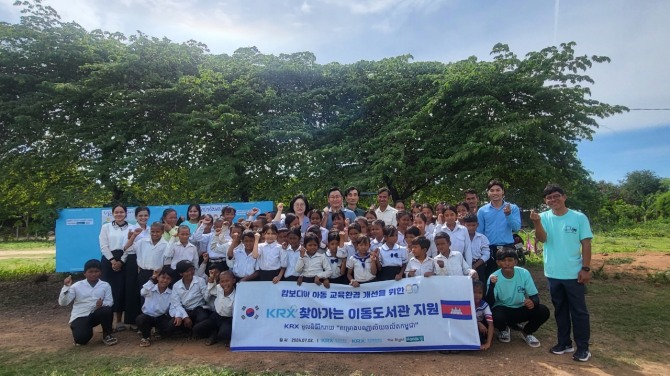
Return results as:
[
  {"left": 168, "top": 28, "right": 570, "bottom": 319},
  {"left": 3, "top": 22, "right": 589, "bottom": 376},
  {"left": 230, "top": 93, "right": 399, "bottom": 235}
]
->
[{"left": 55, "top": 201, "right": 274, "bottom": 272}]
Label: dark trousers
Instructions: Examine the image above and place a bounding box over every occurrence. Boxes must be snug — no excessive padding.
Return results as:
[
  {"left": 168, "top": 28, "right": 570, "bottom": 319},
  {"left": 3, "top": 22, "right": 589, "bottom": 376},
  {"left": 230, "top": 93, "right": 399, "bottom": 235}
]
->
[
  {"left": 193, "top": 311, "right": 233, "bottom": 342},
  {"left": 136, "top": 313, "right": 174, "bottom": 339},
  {"left": 186, "top": 306, "right": 210, "bottom": 326},
  {"left": 258, "top": 269, "right": 281, "bottom": 281},
  {"left": 70, "top": 306, "right": 113, "bottom": 345},
  {"left": 548, "top": 278, "right": 590, "bottom": 351},
  {"left": 472, "top": 261, "right": 487, "bottom": 282},
  {"left": 124, "top": 254, "right": 140, "bottom": 325},
  {"left": 492, "top": 304, "right": 550, "bottom": 335},
  {"left": 101, "top": 250, "right": 125, "bottom": 313},
  {"left": 379, "top": 266, "right": 402, "bottom": 281}
]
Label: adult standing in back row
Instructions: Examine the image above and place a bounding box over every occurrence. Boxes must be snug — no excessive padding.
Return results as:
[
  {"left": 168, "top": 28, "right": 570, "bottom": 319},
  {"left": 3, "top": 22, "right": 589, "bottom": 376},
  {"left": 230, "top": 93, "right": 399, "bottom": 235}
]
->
[
  {"left": 477, "top": 180, "right": 521, "bottom": 280},
  {"left": 531, "top": 184, "right": 593, "bottom": 362}
]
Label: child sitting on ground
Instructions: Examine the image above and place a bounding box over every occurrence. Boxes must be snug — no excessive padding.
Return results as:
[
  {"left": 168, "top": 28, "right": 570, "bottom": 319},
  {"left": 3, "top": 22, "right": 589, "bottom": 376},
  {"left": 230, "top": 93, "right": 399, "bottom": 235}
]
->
[
  {"left": 136, "top": 266, "right": 174, "bottom": 347},
  {"left": 194, "top": 270, "right": 236, "bottom": 346},
  {"left": 487, "top": 247, "right": 550, "bottom": 348},
  {"left": 58, "top": 259, "right": 116, "bottom": 346},
  {"left": 473, "top": 280, "right": 494, "bottom": 350}
]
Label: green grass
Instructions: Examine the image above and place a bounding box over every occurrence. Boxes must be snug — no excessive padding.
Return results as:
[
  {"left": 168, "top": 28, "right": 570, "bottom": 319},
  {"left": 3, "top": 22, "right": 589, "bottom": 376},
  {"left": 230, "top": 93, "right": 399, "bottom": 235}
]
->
[
  {"left": 606, "top": 257, "right": 634, "bottom": 265},
  {"left": 592, "top": 220, "right": 670, "bottom": 254},
  {"left": 0, "top": 349, "right": 282, "bottom": 376},
  {"left": 0, "top": 240, "right": 54, "bottom": 250},
  {"left": 0, "top": 257, "right": 55, "bottom": 280}
]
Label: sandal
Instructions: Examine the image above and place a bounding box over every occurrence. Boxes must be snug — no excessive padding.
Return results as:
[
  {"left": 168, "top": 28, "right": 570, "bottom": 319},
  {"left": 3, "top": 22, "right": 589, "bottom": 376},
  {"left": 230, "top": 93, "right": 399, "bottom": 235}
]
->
[
  {"left": 139, "top": 338, "right": 151, "bottom": 347},
  {"left": 115, "top": 323, "right": 127, "bottom": 332}
]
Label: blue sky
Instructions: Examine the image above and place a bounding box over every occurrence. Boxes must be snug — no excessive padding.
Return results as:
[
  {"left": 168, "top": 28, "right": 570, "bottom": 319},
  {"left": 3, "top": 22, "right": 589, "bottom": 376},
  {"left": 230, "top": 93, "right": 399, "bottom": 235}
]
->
[{"left": 2, "top": 0, "right": 668, "bottom": 182}]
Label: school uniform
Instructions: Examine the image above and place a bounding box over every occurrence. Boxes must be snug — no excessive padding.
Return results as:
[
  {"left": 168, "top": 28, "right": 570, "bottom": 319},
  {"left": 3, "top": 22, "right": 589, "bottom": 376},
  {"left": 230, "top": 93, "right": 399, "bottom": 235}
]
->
[
  {"left": 378, "top": 243, "right": 408, "bottom": 281},
  {"left": 191, "top": 224, "right": 214, "bottom": 256},
  {"left": 99, "top": 221, "right": 130, "bottom": 313},
  {"left": 226, "top": 244, "right": 259, "bottom": 281},
  {"left": 434, "top": 251, "right": 477, "bottom": 277},
  {"left": 136, "top": 279, "right": 174, "bottom": 339},
  {"left": 295, "top": 252, "right": 332, "bottom": 283},
  {"left": 469, "top": 231, "right": 490, "bottom": 281},
  {"left": 281, "top": 246, "right": 302, "bottom": 281},
  {"left": 165, "top": 240, "right": 199, "bottom": 271},
  {"left": 169, "top": 275, "right": 209, "bottom": 326},
  {"left": 370, "top": 238, "right": 384, "bottom": 252},
  {"left": 207, "top": 231, "right": 232, "bottom": 272},
  {"left": 434, "top": 224, "right": 472, "bottom": 266},
  {"left": 193, "top": 283, "right": 236, "bottom": 342},
  {"left": 347, "top": 254, "right": 376, "bottom": 283},
  {"left": 325, "top": 247, "right": 348, "bottom": 284},
  {"left": 256, "top": 242, "right": 283, "bottom": 281},
  {"left": 406, "top": 256, "right": 435, "bottom": 277},
  {"left": 59, "top": 279, "right": 114, "bottom": 345}
]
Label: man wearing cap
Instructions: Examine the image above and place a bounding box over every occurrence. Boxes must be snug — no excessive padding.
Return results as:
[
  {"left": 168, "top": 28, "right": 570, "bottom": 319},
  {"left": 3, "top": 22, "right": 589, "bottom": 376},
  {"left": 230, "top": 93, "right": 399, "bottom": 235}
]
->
[{"left": 531, "top": 183, "right": 593, "bottom": 362}]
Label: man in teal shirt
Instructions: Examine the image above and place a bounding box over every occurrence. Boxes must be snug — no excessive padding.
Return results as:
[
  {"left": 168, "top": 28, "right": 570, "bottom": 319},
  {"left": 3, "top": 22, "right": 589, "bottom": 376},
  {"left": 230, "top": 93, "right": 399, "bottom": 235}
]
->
[{"left": 531, "top": 183, "right": 593, "bottom": 362}]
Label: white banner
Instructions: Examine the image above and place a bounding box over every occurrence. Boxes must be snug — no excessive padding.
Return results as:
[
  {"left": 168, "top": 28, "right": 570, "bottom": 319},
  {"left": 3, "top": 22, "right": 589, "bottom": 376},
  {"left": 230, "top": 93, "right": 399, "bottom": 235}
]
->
[{"left": 231, "top": 276, "right": 480, "bottom": 352}]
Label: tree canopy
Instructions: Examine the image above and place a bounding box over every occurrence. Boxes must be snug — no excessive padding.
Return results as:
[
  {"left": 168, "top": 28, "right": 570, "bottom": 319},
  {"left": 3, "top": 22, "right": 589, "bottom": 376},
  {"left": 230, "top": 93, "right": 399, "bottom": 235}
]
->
[{"left": 0, "top": 0, "right": 629, "bottom": 234}]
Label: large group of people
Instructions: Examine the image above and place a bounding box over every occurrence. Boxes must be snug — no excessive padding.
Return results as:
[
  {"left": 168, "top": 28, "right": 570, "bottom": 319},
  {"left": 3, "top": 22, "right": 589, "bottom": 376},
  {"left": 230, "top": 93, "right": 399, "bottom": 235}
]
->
[{"left": 59, "top": 180, "right": 593, "bottom": 362}]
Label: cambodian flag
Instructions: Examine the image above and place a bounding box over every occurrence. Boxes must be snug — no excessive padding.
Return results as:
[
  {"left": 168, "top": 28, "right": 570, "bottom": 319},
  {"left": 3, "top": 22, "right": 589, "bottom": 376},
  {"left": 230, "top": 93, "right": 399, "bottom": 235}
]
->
[{"left": 440, "top": 300, "right": 472, "bottom": 320}]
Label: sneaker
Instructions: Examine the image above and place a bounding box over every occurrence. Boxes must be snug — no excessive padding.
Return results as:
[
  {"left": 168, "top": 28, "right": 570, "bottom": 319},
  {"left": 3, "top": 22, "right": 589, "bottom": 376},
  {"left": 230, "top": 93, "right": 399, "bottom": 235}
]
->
[
  {"left": 139, "top": 338, "right": 151, "bottom": 347},
  {"left": 497, "top": 327, "right": 511, "bottom": 343},
  {"left": 550, "top": 344, "right": 574, "bottom": 355},
  {"left": 521, "top": 333, "right": 541, "bottom": 348},
  {"left": 573, "top": 349, "right": 592, "bottom": 362},
  {"left": 103, "top": 335, "right": 118, "bottom": 346}
]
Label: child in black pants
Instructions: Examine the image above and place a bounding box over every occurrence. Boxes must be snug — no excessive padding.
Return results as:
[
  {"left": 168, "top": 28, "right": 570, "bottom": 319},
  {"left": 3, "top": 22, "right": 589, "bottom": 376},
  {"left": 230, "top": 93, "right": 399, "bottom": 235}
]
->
[{"left": 58, "top": 259, "right": 117, "bottom": 346}]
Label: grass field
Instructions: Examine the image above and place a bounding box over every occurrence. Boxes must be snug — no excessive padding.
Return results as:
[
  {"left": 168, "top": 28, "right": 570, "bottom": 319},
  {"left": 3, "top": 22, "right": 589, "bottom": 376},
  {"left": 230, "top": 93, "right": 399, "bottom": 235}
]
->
[{"left": 0, "top": 222, "right": 668, "bottom": 375}]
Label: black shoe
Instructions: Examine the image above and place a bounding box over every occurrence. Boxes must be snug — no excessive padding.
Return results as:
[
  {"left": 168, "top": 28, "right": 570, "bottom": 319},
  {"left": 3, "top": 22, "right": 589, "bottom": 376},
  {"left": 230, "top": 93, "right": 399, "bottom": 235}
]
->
[
  {"left": 573, "top": 349, "right": 591, "bottom": 362},
  {"left": 550, "top": 343, "right": 574, "bottom": 355}
]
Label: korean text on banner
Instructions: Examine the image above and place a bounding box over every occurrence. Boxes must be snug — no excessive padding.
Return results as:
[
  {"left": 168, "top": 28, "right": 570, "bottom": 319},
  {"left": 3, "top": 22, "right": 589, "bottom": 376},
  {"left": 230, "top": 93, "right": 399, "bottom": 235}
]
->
[{"left": 231, "top": 276, "right": 480, "bottom": 352}]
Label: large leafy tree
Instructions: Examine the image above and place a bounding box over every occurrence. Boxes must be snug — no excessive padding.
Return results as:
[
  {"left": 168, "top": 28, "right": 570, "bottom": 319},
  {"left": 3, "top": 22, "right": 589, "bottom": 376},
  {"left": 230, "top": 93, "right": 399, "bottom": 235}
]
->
[{"left": 1, "top": 1, "right": 629, "bottom": 232}]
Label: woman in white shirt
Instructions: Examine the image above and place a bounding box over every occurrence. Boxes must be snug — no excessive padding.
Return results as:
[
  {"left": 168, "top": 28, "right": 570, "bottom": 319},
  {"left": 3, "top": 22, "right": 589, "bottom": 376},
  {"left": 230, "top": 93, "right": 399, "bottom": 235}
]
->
[{"left": 99, "top": 203, "right": 131, "bottom": 332}]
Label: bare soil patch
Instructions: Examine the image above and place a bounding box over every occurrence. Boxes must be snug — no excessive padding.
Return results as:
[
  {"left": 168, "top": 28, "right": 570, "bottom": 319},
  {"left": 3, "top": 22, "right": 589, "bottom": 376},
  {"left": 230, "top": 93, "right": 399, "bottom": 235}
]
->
[{"left": 1, "top": 255, "right": 669, "bottom": 375}]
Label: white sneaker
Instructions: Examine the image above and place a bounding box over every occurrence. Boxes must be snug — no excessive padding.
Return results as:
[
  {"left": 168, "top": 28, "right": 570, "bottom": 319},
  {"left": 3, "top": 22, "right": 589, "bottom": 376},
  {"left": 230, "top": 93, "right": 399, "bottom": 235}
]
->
[
  {"left": 521, "top": 333, "right": 541, "bottom": 348},
  {"left": 497, "top": 327, "right": 511, "bottom": 343}
]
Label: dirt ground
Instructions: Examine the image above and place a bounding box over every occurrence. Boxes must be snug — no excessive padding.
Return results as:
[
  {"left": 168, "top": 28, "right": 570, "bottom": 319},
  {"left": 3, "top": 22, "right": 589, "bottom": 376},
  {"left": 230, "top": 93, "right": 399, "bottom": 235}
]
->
[{"left": 1, "top": 253, "right": 669, "bottom": 376}]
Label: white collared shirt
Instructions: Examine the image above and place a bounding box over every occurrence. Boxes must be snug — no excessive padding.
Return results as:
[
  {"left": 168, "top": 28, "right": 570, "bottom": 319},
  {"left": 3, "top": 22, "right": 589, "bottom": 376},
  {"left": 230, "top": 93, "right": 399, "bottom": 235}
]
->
[
  {"left": 165, "top": 240, "right": 199, "bottom": 269},
  {"left": 140, "top": 280, "right": 172, "bottom": 317},
  {"left": 169, "top": 275, "right": 207, "bottom": 318},
  {"left": 280, "top": 246, "right": 302, "bottom": 278},
  {"left": 59, "top": 279, "right": 113, "bottom": 323},
  {"left": 347, "top": 254, "right": 376, "bottom": 282},
  {"left": 469, "top": 232, "right": 491, "bottom": 263},
  {"left": 257, "top": 241, "right": 283, "bottom": 270},
  {"left": 208, "top": 283, "right": 235, "bottom": 317},
  {"left": 325, "top": 247, "right": 348, "bottom": 278},
  {"left": 99, "top": 222, "right": 130, "bottom": 260},
  {"left": 434, "top": 251, "right": 476, "bottom": 277},
  {"left": 375, "top": 206, "right": 398, "bottom": 226},
  {"left": 227, "top": 244, "right": 258, "bottom": 278},
  {"left": 295, "top": 252, "right": 332, "bottom": 279},
  {"left": 125, "top": 237, "right": 169, "bottom": 270},
  {"left": 434, "top": 224, "right": 472, "bottom": 265},
  {"left": 378, "top": 243, "right": 408, "bottom": 267},
  {"left": 406, "top": 256, "right": 435, "bottom": 277}
]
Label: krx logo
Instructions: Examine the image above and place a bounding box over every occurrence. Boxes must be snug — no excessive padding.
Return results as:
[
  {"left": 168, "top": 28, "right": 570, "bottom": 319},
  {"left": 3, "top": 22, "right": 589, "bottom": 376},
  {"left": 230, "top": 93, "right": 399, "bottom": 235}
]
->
[{"left": 266, "top": 307, "right": 297, "bottom": 318}]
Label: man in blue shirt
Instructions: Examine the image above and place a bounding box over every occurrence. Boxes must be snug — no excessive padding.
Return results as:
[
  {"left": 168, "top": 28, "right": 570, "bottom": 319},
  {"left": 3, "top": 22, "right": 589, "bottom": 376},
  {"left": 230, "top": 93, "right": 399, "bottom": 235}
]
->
[
  {"left": 531, "top": 183, "right": 593, "bottom": 362},
  {"left": 477, "top": 179, "right": 521, "bottom": 280}
]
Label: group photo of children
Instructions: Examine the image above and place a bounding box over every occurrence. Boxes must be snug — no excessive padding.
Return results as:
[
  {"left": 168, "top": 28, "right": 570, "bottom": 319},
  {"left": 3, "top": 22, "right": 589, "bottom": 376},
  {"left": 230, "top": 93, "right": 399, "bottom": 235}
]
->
[{"left": 59, "top": 180, "right": 594, "bottom": 362}]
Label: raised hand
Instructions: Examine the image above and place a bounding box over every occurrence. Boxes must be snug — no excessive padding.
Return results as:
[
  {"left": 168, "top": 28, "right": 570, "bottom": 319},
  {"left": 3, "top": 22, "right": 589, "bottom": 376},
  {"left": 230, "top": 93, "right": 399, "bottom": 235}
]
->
[{"left": 63, "top": 275, "right": 72, "bottom": 286}]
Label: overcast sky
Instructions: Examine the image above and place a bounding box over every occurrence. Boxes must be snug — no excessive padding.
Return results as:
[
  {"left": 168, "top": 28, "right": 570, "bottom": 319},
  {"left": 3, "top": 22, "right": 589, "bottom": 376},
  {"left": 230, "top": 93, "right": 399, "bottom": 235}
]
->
[{"left": 2, "top": 0, "right": 668, "bottom": 182}]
